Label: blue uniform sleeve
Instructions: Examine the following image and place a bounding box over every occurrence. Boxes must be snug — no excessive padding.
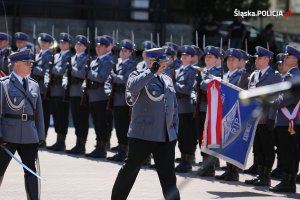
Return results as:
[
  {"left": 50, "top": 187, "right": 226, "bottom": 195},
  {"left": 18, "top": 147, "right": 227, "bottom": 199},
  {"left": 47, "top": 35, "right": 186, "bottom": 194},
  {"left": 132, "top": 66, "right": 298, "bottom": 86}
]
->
[
  {"left": 71, "top": 55, "right": 89, "bottom": 79},
  {"left": 35, "top": 87, "right": 45, "bottom": 140},
  {"left": 87, "top": 58, "right": 112, "bottom": 83},
  {"left": 174, "top": 69, "right": 196, "bottom": 95},
  {"left": 32, "top": 52, "right": 51, "bottom": 76},
  {"left": 127, "top": 69, "right": 155, "bottom": 94},
  {"left": 113, "top": 62, "right": 136, "bottom": 84}
]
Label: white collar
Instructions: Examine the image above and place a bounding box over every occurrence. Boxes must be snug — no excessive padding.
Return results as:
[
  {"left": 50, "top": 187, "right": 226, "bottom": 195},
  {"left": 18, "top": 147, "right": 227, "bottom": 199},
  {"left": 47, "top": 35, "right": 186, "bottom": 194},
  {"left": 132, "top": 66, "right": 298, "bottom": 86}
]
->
[
  {"left": 39, "top": 48, "right": 50, "bottom": 55},
  {"left": 18, "top": 47, "right": 27, "bottom": 51},
  {"left": 12, "top": 71, "right": 27, "bottom": 85},
  {"left": 228, "top": 69, "right": 238, "bottom": 77},
  {"left": 60, "top": 50, "right": 69, "bottom": 56},
  {"left": 260, "top": 66, "right": 270, "bottom": 76},
  {"left": 121, "top": 58, "right": 129, "bottom": 64},
  {"left": 98, "top": 51, "right": 111, "bottom": 60},
  {"left": 75, "top": 52, "right": 84, "bottom": 57},
  {"left": 287, "top": 66, "right": 299, "bottom": 73}
]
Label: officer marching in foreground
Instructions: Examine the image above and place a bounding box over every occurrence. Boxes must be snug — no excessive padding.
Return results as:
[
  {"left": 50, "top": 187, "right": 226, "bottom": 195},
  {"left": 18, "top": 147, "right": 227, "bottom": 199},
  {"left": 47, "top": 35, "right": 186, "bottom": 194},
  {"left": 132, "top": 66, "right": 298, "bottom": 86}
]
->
[
  {"left": 0, "top": 49, "right": 45, "bottom": 200},
  {"left": 244, "top": 46, "right": 282, "bottom": 187},
  {"left": 111, "top": 48, "right": 180, "bottom": 200}
]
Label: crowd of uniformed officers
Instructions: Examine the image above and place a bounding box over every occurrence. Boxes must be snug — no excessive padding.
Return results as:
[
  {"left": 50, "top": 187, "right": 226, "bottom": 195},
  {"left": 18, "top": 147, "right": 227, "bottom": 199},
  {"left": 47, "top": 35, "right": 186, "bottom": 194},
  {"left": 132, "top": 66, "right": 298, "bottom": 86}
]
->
[{"left": 0, "top": 29, "right": 300, "bottom": 199}]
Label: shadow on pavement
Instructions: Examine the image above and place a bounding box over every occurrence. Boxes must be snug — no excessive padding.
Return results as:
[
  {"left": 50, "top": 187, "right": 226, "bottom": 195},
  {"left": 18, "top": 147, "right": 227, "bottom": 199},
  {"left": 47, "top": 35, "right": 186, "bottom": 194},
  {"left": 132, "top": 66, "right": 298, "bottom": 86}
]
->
[{"left": 207, "top": 191, "right": 274, "bottom": 198}]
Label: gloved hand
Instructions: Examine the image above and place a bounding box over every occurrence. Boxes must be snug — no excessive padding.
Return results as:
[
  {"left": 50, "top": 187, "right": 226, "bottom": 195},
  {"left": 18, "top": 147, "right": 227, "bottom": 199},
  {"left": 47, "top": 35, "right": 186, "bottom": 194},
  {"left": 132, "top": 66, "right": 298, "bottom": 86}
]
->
[
  {"left": 111, "top": 70, "right": 117, "bottom": 78},
  {"left": 44, "top": 81, "right": 49, "bottom": 88},
  {"left": 267, "top": 119, "right": 275, "bottom": 133},
  {"left": 0, "top": 137, "right": 7, "bottom": 146},
  {"left": 39, "top": 140, "right": 46, "bottom": 148},
  {"left": 63, "top": 83, "right": 68, "bottom": 90},
  {"left": 150, "top": 61, "right": 160, "bottom": 74}
]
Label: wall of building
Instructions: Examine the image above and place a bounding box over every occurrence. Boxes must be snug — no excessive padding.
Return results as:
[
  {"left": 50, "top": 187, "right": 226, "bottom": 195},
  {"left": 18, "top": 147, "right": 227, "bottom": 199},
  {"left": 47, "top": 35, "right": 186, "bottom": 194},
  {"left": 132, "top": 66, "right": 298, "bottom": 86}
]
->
[{"left": 0, "top": 17, "right": 193, "bottom": 49}]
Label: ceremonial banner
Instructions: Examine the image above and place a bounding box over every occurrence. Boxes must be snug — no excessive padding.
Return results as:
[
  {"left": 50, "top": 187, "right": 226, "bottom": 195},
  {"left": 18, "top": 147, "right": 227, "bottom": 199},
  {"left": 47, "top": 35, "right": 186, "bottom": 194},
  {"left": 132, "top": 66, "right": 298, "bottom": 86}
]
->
[{"left": 201, "top": 79, "right": 260, "bottom": 169}]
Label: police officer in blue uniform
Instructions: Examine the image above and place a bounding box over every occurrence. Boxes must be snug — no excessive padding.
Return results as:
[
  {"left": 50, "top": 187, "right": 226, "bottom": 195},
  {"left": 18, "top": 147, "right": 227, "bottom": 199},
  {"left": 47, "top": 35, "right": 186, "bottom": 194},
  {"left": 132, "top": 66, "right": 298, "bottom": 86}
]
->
[
  {"left": 64, "top": 35, "right": 90, "bottom": 154},
  {"left": 111, "top": 47, "right": 180, "bottom": 200},
  {"left": 165, "top": 42, "right": 181, "bottom": 70},
  {"left": 270, "top": 53, "right": 286, "bottom": 179},
  {"left": 163, "top": 45, "right": 176, "bottom": 79},
  {"left": 215, "top": 48, "right": 242, "bottom": 181},
  {"left": 237, "top": 49, "right": 251, "bottom": 90},
  {"left": 31, "top": 33, "right": 53, "bottom": 147},
  {"left": 0, "top": 32, "right": 11, "bottom": 75},
  {"left": 174, "top": 45, "right": 197, "bottom": 173},
  {"left": 0, "top": 49, "right": 45, "bottom": 200},
  {"left": 136, "top": 40, "right": 157, "bottom": 71},
  {"left": 105, "top": 39, "right": 136, "bottom": 161},
  {"left": 270, "top": 45, "right": 300, "bottom": 193},
  {"left": 84, "top": 36, "right": 113, "bottom": 158},
  {"left": 195, "top": 46, "right": 222, "bottom": 177},
  {"left": 103, "top": 34, "right": 117, "bottom": 149},
  {"left": 45, "top": 32, "right": 73, "bottom": 151},
  {"left": 14, "top": 32, "right": 29, "bottom": 52},
  {"left": 245, "top": 46, "right": 282, "bottom": 187}
]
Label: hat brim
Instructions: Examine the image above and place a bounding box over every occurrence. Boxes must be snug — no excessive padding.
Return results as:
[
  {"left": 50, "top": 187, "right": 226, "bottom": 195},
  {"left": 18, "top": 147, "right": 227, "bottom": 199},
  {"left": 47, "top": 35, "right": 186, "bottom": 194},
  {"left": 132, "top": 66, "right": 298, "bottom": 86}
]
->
[
  {"left": 158, "top": 57, "right": 169, "bottom": 62},
  {"left": 206, "top": 52, "right": 219, "bottom": 57},
  {"left": 149, "top": 56, "right": 169, "bottom": 62},
  {"left": 20, "top": 59, "right": 34, "bottom": 63}
]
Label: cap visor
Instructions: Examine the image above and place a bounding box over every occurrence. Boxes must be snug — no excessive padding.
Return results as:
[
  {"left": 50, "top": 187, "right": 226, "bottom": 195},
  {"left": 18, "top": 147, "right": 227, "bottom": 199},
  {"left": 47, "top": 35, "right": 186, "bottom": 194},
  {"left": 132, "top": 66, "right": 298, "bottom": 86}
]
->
[
  {"left": 21, "top": 59, "right": 34, "bottom": 63},
  {"left": 158, "top": 57, "right": 169, "bottom": 62}
]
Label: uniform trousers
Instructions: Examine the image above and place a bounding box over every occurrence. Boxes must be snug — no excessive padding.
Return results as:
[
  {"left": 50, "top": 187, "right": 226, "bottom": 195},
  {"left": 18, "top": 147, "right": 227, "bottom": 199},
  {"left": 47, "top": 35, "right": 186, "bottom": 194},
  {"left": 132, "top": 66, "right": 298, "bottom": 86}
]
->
[
  {"left": 50, "top": 96, "right": 69, "bottom": 136},
  {"left": 42, "top": 97, "right": 51, "bottom": 136},
  {"left": 70, "top": 97, "right": 89, "bottom": 139},
  {"left": 253, "top": 124, "right": 275, "bottom": 168},
  {"left": 89, "top": 100, "right": 110, "bottom": 142},
  {"left": 178, "top": 113, "right": 196, "bottom": 154},
  {"left": 113, "top": 106, "right": 130, "bottom": 145},
  {"left": 111, "top": 138, "right": 180, "bottom": 200},
  {"left": 275, "top": 126, "right": 299, "bottom": 174},
  {"left": 106, "top": 109, "right": 113, "bottom": 138},
  {"left": 196, "top": 111, "right": 206, "bottom": 146},
  {"left": 0, "top": 143, "right": 38, "bottom": 176}
]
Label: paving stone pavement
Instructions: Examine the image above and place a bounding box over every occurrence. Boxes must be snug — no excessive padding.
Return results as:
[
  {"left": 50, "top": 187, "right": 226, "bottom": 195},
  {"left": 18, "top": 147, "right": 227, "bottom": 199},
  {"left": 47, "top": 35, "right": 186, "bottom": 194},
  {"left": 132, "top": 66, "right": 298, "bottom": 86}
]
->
[{"left": 0, "top": 127, "right": 300, "bottom": 200}]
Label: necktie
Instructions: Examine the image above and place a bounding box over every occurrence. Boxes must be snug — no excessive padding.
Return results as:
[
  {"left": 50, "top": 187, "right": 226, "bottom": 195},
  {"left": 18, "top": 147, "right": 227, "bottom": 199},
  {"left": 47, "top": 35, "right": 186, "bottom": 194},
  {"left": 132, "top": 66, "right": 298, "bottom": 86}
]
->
[
  {"left": 75, "top": 55, "right": 78, "bottom": 61},
  {"left": 157, "top": 76, "right": 165, "bottom": 87},
  {"left": 38, "top": 52, "right": 42, "bottom": 58},
  {"left": 258, "top": 71, "right": 262, "bottom": 79},
  {"left": 22, "top": 78, "right": 27, "bottom": 91},
  {"left": 227, "top": 75, "right": 230, "bottom": 82}
]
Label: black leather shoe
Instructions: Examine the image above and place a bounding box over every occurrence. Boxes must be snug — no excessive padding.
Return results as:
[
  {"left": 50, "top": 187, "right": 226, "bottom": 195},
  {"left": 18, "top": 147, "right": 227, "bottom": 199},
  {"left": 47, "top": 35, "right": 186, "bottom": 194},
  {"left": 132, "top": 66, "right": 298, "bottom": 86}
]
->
[
  {"left": 243, "top": 164, "right": 258, "bottom": 175},
  {"left": 175, "top": 162, "right": 192, "bottom": 173},
  {"left": 245, "top": 177, "right": 260, "bottom": 185},
  {"left": 107, "top": 153, "right": 126, "bottom": 162}
]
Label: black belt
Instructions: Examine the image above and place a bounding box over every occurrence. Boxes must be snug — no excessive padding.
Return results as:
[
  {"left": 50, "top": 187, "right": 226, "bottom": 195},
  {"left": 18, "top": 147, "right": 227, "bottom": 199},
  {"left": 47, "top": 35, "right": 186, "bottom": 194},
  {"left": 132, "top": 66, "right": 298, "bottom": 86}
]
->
[
  {"left": 114, "top": 85, "right": 126, "bottom": 92},
  {"left": 52, "top": 76, "right": 63, "bottom": 85},
  {"left": 90, "top": 81, "right": 103, "bottom": 89},
  {"left": 70, "top": 77, "right": 84, "bottom": 84},
  {"left": 3, "top": 113, "right": 35, "bottom": 121},
  {"left": 176, "top": 93, "right": 190, "bottom": 99}
]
